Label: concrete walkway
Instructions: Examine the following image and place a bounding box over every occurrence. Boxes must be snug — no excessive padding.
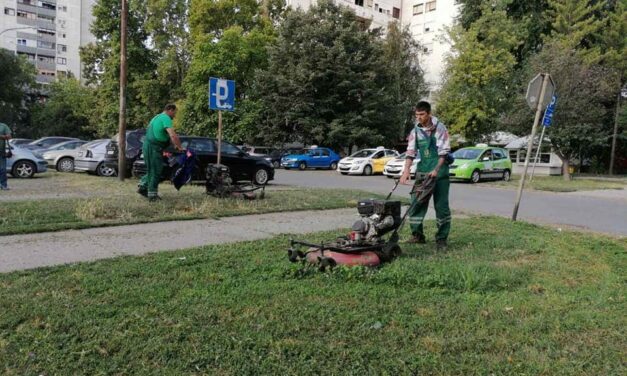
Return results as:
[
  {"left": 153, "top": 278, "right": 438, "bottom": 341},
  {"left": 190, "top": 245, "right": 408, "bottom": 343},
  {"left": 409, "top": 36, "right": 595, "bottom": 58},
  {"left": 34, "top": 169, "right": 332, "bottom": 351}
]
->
[{"left": 0, "top": 208, "right": 436, "bottom": 273}]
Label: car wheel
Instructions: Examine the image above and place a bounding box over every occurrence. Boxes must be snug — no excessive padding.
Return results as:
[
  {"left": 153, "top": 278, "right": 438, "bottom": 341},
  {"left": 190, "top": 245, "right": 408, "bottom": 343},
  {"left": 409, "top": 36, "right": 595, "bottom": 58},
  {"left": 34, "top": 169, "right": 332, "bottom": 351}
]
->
[
  {"left": 97, "top": 163, "right": 117, "bottom": 177},
  {"left": 298, "top": 162, "right": 307, "bottom": 171},
  {"left": 56, "top": 157, "right": 74, "bottom": 172},
  {"left": 471, "top": 169, "right": 481, "bottom": 183},
  {"left": 12, "top": 160, "right": 35, "bottom": 178},
  {"left": 502, "top": 169, "right": 511, "bottom": 181},
  {"left": 363, "top": 165, "right": 373, "bottom": 176},
  {"left": 253, "top": 167, "right": 269, "bottom": 185},
  {"left": 330, "top": 162, "right": 338, "bottom": 170}
]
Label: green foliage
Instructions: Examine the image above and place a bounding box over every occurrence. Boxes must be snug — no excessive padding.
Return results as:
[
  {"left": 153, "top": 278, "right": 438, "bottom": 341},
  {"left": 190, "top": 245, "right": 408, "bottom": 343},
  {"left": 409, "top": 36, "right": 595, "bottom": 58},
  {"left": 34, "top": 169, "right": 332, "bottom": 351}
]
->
[
  {"left": 30, "top": 78, "right": 98, "bottom": 139},
  {"left": 255, "top": 1, "right": 425, "bottom": 149},
  {"left": 0, "top": 50, "right": 36, "bottom": 134},
  {"left": 437, "top": 2, "right": 525, "bottom": 140}
]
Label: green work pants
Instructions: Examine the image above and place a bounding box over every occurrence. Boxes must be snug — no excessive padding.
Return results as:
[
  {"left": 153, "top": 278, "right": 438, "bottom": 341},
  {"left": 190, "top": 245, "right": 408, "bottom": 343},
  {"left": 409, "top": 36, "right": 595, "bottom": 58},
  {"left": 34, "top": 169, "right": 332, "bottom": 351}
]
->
[
  {"left": 408, "top": 176, "right": 451, "bottom": 241},
  {"left": 139, "top": 142, "right": 164, "bottom": 198}
]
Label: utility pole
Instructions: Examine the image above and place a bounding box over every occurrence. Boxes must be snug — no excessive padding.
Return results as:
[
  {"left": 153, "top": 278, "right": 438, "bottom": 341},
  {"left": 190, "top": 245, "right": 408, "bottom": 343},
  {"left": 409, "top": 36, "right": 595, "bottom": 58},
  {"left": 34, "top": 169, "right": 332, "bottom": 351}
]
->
[
  {"left": 117, "top": 0, "right": 128, "bottom": 181},
  {"left": 609, "top": 88, "right": 625, "bottom": 175}
]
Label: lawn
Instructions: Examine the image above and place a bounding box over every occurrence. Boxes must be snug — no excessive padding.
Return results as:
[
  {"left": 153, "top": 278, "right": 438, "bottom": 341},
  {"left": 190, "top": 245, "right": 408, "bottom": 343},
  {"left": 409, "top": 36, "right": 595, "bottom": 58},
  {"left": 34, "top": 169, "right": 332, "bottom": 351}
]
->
[
  {"left": 0, "top": 217, "right": 624, "bottom": 375},
  {"left": 483, "top": 175, "right": 626, "bottom": 192},
  {"left": 0, "top": 187, "right": 391, "bottom": 235}
]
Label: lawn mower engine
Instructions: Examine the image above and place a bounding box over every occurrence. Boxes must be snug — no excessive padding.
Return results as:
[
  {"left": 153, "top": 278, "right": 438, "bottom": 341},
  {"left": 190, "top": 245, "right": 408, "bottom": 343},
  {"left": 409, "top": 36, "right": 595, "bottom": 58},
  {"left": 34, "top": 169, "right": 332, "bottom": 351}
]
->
[
  {"left": 288, "top": 199, "right": 403, "bottom": 270},
  {"left": 205, "top": 163, "right": 265, "bottom": 200}
]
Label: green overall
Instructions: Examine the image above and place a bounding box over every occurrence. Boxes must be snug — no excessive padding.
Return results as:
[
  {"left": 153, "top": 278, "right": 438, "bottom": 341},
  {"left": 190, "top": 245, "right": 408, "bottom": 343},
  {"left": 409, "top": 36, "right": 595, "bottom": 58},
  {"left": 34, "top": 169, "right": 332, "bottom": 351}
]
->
[
  {"left": 139, "top": 113, "right": 172, "bottom": 198},
  {"left": 408, "top": 126, "right": 451, "bottom": 241}
]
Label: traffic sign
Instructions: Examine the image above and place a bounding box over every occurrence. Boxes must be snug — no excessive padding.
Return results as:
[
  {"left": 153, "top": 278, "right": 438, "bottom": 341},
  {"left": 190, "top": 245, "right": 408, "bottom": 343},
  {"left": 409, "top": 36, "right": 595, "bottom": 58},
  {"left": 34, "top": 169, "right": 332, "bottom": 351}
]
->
[
  {"left": 542, "top": 95, "right": 557, "bottom": 127},
  {"left": 209, "top": 77, "right": 235, "bottom": 111},
  {"left": 526, "top": 73, "right": 555, "bottom": 110}
]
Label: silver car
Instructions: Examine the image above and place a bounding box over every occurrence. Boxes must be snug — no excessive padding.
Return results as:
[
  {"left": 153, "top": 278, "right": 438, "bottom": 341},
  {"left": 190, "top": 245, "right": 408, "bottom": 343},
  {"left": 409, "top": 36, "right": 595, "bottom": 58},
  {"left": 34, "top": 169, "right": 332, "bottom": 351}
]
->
[
  {"left": 74, "top": 139, "right": 116, "bottom": 177},
  {"left": 6, "top": 145, "right": 48, "bottom": 178},
  {"left": 41, "top": 140, "right": 88, "bottom": 172}
]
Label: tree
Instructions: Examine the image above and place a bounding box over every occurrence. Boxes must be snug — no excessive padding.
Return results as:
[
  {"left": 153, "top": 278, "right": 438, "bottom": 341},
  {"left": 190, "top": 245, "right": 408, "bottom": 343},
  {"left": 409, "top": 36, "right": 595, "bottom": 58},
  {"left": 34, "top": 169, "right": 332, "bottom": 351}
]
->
[
  {"left": 255, "top": 1, "right": 424, "bottom": 149},
  {"left": 503, "top": 42, "right": 619, "bottom": 179},
  {"left": 30, "top": 78, "right": 98, "bottom": 139},
  {"left": 436, "top": 2, "right": 525, "bottom": 140},
  {"left": 0, "top": 50, "right": 36, "bottom": 135}
]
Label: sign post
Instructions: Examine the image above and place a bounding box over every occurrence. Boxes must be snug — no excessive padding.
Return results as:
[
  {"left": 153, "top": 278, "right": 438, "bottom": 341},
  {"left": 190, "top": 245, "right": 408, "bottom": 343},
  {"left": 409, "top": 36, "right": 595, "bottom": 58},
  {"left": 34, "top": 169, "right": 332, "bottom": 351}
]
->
[
  {"left": 209, "top": 77, "right": 235, "bottom": 165},
  {"left": 513, "top": 73, "right": 555, "bottom": 221},
  {"left": 530, "top": 95, "right": 557, "bottom": 181}
]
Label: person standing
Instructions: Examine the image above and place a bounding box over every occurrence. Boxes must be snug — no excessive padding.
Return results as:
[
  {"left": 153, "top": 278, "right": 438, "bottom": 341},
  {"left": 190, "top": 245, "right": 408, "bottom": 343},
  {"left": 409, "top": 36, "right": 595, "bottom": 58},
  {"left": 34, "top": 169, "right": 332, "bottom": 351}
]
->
[
  {"left": 137, "top": 104, "right": 183, "bottom": 201},
  {"left": 0, "top": 122, "right": 12, "bottom": 191},
  {"left": 399, "top": 101, "right": 452, "bottom": 251}
]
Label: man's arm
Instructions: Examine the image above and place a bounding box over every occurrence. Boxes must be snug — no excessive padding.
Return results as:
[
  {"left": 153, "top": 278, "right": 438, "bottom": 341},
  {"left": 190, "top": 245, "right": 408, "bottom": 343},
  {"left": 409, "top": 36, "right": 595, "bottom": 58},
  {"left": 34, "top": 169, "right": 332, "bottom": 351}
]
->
[
  {"left": 166, "top": 128, "right": 183, "bottom": 150},
  {"left": 400, "top": 128, "right": 417, "bottom": 185},
  {"left": 0, "top": 127, "right": 11, "bottom": 140},
  {"left": 400, "top": 157, "right": 414, "bottom": 185}
]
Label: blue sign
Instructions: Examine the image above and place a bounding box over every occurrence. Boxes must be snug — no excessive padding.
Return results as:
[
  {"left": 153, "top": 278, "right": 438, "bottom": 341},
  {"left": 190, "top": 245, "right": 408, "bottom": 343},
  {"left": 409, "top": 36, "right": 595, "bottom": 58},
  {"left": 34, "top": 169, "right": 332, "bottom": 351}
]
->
[
  {"left": 209, "top": 77, "right": 235, "bottom": 111},
  {"left": 542, "top": 95, "right": 557, "bottom": 127}
]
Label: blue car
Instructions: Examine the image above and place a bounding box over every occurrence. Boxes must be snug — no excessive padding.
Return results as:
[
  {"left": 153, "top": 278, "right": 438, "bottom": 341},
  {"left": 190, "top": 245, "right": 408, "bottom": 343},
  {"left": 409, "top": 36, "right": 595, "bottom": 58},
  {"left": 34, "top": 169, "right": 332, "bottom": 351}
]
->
[{"left": 281, "top": 147, "right": 341, "bottom": 170}]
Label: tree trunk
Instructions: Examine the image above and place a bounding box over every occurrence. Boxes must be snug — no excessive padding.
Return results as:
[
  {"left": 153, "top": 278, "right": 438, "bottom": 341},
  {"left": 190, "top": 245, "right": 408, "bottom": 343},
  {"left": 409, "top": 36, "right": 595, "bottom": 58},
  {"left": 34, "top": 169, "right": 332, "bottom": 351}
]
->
[{"left": 562, "top": 158, "right": 571, "bottom": 181}]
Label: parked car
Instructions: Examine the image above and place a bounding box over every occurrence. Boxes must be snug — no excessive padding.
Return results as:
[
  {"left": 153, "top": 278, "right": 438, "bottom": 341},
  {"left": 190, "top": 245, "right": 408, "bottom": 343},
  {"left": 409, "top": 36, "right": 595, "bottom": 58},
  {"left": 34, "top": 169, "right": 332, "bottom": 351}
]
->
[
  {"left": 8, "top": 138, "right": 33, "bottom": 147},
  {"left": 103, "top": 129, "right": 146, "bottom": 177},
  {"left": 22, "top": 137, "right": 79, "bottom": 151},
  {"left": 5, "top": 145, "right": 48, "bottom": 178},
  {"left": 337, "top": 147, "right": 399, "bottom": 175},
  {"left": 281, "top": 147, "right": 341, "bottom": 170},
  {"left": 449, "top": 145, "right": 513, "bottom": 183},
  {"left": 74, "top": 139, "right": 117, "bottom": 177},
  {"left": 41, "top": 140, "right": 88, "bottom": 172},
  {"left": 132, "top": 136, "right": 275, "bottom": 185},
  {"left": 241, "top": 146, "right": 282, "bottom": 168},
  {"left": 383, "top": 153, "right": 420, "bottom": 178}
]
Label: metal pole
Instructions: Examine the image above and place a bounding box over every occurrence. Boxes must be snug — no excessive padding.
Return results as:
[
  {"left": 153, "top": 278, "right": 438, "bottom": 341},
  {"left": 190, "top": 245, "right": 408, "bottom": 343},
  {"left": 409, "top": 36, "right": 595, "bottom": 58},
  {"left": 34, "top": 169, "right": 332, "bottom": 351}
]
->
[
  {"left": 529, "top": 125, "right": 546, "bottom": 182},
  {"left": 217, "top": 110, "right": 222, "bottom": 165},
  {"left": 609, "top": 91, "right": 621, "bottom": 175},
  {"left": 117, "top": 0, "right": 128, "bottom": 181},
  {"left": 513, "top": 73, "right": 550, "bottom": 221}
]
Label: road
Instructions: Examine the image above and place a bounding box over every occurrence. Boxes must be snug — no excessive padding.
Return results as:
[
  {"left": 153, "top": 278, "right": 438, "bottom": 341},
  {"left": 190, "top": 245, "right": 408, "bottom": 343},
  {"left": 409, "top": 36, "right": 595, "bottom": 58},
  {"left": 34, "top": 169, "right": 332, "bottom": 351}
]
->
[{"left": 273, "top": 170, "right": 627, "bottom": 236}]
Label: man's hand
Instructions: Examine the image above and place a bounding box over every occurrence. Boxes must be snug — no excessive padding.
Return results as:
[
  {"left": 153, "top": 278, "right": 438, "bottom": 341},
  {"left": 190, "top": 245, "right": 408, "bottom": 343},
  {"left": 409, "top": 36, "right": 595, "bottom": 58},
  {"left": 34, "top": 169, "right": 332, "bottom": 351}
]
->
[
  {"left": 399, "top": 171, "right": 411, "bottom": 185},
  {"left": 427, "top": 169, "right": 438, "bottom": 178}
]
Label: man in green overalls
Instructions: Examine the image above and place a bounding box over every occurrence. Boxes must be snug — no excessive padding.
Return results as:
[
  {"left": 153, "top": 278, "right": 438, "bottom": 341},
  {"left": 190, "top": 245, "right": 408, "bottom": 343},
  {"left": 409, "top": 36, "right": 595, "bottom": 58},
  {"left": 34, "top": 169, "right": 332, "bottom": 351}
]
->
[
  {"left": 400, "top": 101, "right": 452, "bottom": 251},
  {"left": 138, "top": 104, "right": 183, "bottom": 201}
]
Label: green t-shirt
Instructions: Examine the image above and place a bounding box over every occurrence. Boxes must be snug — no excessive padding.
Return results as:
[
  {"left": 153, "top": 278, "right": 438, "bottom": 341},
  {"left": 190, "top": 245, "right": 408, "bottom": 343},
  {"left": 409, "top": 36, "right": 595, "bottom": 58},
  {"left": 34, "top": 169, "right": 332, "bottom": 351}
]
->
[
  {"left": 0, "top": 123, "right": 11, "bottom": 158},
  {"left": 146, "top": 113, "right": 173, "bottom": 143}
]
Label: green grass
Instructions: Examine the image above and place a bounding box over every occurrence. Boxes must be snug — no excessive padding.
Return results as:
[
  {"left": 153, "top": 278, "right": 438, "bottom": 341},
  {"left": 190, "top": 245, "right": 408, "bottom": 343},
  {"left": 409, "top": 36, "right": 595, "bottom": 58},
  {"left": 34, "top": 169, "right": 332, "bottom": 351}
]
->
[
  {"left": 1, "top": 217, "right": 624, "bottom": 375},
  {"left": 484, "top": 175, "right": 626, "bottom": 192},
  {"left": 0, "top": 186, "right": 394, "bottom": 235}
]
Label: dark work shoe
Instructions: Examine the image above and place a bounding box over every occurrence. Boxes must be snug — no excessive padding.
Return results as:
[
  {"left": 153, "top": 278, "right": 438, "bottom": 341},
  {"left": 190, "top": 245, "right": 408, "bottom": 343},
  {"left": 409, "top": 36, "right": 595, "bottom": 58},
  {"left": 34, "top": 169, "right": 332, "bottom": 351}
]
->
[
  {"left": 148, "top": 195, "right": 162, "bottom": 202},
  {"left": 406, "top": 234, "right": 426, "bottom": 244},
  {"left": 436, "top": 239, "right": 448, "bottom": 252},
  {"left": 137, "top": 187, "right": 148, "bottom": 197}
]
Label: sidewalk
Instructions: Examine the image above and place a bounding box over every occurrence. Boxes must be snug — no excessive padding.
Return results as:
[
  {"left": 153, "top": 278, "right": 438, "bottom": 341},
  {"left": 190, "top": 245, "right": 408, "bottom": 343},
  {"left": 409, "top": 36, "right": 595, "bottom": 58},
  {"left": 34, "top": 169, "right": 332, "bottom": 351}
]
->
[{"left": 0, "top": 208, "right": 436, "bottom": 273}]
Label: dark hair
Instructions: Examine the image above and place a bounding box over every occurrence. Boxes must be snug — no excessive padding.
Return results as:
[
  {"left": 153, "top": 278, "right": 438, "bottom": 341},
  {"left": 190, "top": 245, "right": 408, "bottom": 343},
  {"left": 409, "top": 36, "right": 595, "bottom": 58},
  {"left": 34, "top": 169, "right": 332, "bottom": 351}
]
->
[
  {"left": 415, "top": 101, "right": 431, "bottom": 113},
  {"left": 164, "top": 104, "right": 177, "bottom": 111}
]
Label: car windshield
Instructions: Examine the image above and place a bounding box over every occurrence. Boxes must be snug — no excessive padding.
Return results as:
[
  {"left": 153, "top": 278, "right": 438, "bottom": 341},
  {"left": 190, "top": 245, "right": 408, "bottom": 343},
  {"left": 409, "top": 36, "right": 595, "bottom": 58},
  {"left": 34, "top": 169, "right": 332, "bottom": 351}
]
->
[
  {"left": 350, "top": 150, "right": 375, "bottom": 158},
  {"left": 30, "top": 138, "right": 63, "bottom": 148},
  {"left": 453, "top": 149, "right": 482, "bottom": 160},
  {"left": 82, "top": 140, "right": 106, "bottom": 149}
]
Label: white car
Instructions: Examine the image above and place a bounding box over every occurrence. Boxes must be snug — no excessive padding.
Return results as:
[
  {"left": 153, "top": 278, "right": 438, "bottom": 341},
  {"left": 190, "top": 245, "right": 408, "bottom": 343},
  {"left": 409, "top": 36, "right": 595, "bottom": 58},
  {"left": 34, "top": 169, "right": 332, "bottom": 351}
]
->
[
  {"left": 41, "top": 140, "right": 88, "bottom": 172},
  {"left": 383, "top": 153, "right": 420, "bottom": 178},
  {"left": 337, "top": 147, "right": 399, "bottom": 176}
]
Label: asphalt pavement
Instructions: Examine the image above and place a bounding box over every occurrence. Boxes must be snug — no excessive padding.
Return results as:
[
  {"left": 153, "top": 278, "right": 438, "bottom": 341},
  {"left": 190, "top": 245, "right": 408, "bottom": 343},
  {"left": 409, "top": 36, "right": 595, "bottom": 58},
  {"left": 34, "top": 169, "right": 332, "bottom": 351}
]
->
[{"left": 274, "top": 170, "right": 627, "bottom": 236}]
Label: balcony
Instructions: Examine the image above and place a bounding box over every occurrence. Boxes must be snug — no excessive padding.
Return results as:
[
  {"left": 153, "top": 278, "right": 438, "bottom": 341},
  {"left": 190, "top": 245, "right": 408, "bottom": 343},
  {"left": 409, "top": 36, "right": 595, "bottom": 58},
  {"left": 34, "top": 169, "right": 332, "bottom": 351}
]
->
[
  {"left": 36, "top": 59, "right": 56, "bottom": 71},
  {"left": 16, "top": 44, "right": 38, "bottom": 55},
  {"left": 36, "top": 74, "right": 56, "bottom": 84}
]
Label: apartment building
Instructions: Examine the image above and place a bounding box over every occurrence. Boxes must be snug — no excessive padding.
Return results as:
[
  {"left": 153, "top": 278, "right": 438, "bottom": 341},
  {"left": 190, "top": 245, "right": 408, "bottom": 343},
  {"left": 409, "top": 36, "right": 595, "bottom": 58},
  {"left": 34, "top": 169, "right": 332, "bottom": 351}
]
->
[
  {"left": 287, "top": 0, "right": 461, "bottom": 95},
  {"left": 1, "top": 0, "right": 96, "bottom": 84}
]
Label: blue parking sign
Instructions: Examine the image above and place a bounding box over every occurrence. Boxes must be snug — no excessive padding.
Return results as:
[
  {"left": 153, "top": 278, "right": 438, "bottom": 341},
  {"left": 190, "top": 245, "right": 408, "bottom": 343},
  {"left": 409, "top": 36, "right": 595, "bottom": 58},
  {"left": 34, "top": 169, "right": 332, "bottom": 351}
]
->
[
  {"left": 542, "top": 95, "right": 557, "bottom": 127},
  {"left": 209, "top": 77, "right": 235, "bottom": 111}
]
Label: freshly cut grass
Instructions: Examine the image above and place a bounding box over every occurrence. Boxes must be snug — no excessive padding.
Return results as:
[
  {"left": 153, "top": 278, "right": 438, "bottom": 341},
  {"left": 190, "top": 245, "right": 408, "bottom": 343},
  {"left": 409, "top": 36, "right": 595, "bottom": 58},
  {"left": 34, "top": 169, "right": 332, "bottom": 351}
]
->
[
  {"left": 0, "top": 187, "right": 393, "bottom": 235},
  {"left": 0, "top": 217, "right": 624, "bottom": 375}
]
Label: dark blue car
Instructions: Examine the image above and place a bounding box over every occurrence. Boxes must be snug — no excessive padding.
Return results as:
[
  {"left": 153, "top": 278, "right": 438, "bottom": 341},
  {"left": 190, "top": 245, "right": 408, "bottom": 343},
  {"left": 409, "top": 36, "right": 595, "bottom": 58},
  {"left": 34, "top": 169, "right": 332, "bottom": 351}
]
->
[{"left": 281, "top": 147, "right": 341, "bottom": 170}]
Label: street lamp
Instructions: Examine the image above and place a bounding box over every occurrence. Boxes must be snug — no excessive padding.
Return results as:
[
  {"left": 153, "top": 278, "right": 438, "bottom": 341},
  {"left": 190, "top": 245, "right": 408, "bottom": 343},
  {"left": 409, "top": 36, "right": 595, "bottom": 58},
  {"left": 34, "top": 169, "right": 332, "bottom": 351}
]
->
[{"left": 0, "top": 27, "right": 38, "bottom": 37}]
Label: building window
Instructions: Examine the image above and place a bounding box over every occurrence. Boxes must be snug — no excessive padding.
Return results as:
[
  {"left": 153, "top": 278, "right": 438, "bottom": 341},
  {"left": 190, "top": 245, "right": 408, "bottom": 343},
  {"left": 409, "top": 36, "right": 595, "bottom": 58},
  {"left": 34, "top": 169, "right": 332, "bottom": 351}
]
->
[
  {"left": 374, "top": 3, "right": 378, "bottom": 11},
  {"left": 366, "top": 0, "right": 373, "bottom": 7},
  {"left": 40, "top": 2, "right": 56, "bottom": 11},
  {"left": 38, "top": 55, "right": 54, "bottom": 63},
  {"left": 57, "top": 57, "right": 67, "bottom": 65},
  {"left": 17, "top": 10, "right": 37, "bottom": 20},
  {"left": 4, "top": 7, "right": 15, "bottom": 16},
  {"left": 423, "top": 43, "right": 433, "bottom": 54},
  {"left": 18, "top": 0, "right": 35, "bottom": 5},
  {"left": 61, "top": 33, "right": 67, "bottom": 38},
  {"left": 379, "top": 8, "right": 383, "bottom": 13},
  {"left": 37, "top": 40, "right": 55, "bottom": 49},
  {"left": 17, "top": 39, "right": 27, "bottom": 46},
  {"left": 18, "top": 52, "right": 36, "bottom": 61},
  {"left": 393, "top": 7, "right": 400, "bottom": 19},
  {"left": 57, "top": 70, "right": 68, "bottom": 78},
  {"left": 426, "top": 0, "right": 436, "bottom": 12},
  {"left": 355, "top": 0, "right": 364, "bottom": 6},
  {"left": 424, "top": 22, "right": 435, "bottom": 33},
  {"left": 38, "top": 29, "right": 55, "bottom": 37},
  {"left": 37, "top": 14, "right": 55, "bottom": 22},
  {"left": 57, "top": 44, "right": 67, "bottom": 53},
  {"left": 413, "top": 3, "right": 424, "bottom": 15},
  {"left": 39, "top": 70, "right": 56, "bottom": 77}
]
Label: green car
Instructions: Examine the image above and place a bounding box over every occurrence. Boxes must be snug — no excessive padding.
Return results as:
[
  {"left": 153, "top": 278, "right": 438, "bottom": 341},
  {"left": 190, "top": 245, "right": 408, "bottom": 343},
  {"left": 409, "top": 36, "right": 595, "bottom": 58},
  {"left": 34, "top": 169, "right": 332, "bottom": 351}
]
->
[{"left": 449, "top": 146, "right": 512, "bottom": 183}]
